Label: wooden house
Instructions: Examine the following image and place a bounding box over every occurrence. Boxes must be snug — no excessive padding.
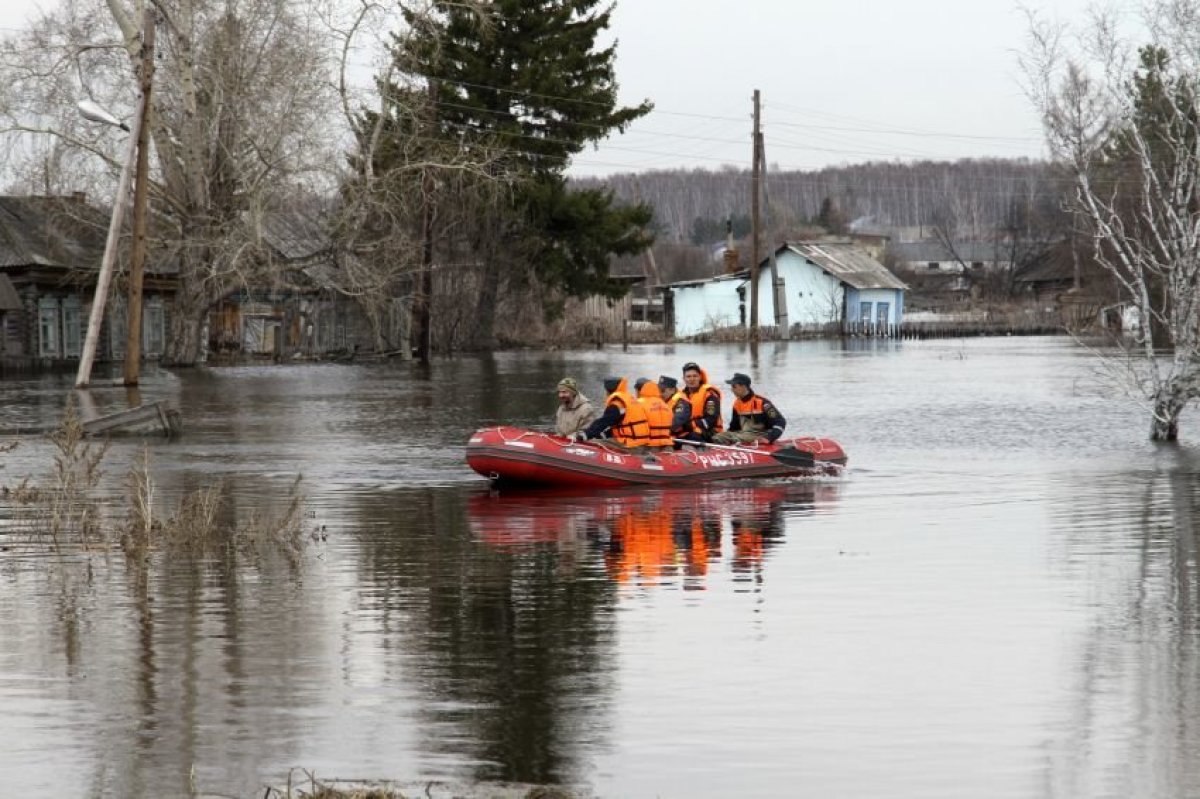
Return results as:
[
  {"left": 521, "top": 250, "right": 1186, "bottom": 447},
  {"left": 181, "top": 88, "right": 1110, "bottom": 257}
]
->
[
  {"left": 0, "top": 195, "right": 176, "bottom": 367},
  {"left": 208, "top": 209, "right": 407, "bottom": 359}
]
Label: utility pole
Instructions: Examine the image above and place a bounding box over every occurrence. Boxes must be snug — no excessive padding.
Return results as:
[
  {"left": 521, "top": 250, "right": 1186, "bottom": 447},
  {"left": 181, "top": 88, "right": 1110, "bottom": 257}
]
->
[
  {"left": 760, "top": 135, "right": 789, "bottom": 338},
  {"left": 413, "top": 80, "right": 438, "bottom": 365},
  {"left": 633, "top": 177, "right": 660, "bottom": 321},
  {"left": 75, "top": 89, "right": 147, "bottom": 388},
  {"left": 749, "top": 89, "right": 761, "bottom": 340},
  {"left": 124, "top": 8, "right": 155, "bottom": 386}
]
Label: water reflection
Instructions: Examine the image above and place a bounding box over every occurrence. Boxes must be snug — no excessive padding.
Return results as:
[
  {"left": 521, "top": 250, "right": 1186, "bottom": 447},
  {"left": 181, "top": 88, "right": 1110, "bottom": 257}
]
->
[
  {"left": 468, "top": 482, "right": 839, "bottom": 592},
  {"left": 347, "top": 487, "right": 620, "bottom": 785},
  {"left": 7, "top": 339, "right": 1182, "bottom": 798},
  {"left": 1049, "top": 450, "right": 1200, "bottom": 798}
]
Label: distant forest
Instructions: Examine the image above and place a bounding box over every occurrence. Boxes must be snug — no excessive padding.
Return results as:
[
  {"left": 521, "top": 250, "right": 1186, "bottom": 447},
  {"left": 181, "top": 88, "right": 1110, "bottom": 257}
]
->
[{"left": 574, "top": 157, "right": 1066, "bottom": 245}]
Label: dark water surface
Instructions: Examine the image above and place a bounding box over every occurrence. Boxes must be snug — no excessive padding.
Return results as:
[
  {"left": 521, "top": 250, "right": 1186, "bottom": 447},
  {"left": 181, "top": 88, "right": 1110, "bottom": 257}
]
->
[{"left": 4, "top": 338, "right": 1200, "bottom": 798}]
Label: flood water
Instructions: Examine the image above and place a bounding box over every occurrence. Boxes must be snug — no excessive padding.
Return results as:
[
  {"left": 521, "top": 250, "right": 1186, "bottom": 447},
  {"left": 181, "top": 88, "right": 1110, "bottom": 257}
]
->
[{"left": 3, "top": 337, "right": 1200, "bottom": 798}]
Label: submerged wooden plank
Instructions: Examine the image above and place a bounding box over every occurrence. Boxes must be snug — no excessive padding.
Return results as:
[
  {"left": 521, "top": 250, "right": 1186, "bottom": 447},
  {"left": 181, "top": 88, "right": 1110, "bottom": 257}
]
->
[{"left": 82, "top": 400, "right": 174, "bottom": 437}]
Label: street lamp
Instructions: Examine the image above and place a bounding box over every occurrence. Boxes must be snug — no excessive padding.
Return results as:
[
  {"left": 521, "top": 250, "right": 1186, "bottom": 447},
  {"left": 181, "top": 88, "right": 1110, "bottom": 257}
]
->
[
  {"left": 74, "top": 8, "right": 155, "bottom": 388},
  {"left": 77, "top": 100, "right": 130, "bottom": 132},
  {"left": 74, "top": 95, "right": 143, "bottom": 389}
]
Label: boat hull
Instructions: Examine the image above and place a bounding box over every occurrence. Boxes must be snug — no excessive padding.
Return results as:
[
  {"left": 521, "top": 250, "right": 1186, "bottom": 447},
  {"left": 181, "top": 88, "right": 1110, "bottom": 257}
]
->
[{"left": 465, "top": 426, "right": 846, "bottom": 488}]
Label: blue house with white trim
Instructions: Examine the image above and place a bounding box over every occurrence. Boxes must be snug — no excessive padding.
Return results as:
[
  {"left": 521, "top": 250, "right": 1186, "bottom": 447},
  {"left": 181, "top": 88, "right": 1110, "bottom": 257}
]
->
[{"left": 663, "top": 241, "right": 907, "bottom": 337}]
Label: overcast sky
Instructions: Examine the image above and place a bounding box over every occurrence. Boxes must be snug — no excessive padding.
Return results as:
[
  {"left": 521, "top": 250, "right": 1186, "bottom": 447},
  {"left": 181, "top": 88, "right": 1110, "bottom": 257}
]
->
[
  {"left": 0, "top": 0, "right": 1103, "bottom": 177},
  {"left": 577, "top": 0, "right": 1104, "bottom": 176}
]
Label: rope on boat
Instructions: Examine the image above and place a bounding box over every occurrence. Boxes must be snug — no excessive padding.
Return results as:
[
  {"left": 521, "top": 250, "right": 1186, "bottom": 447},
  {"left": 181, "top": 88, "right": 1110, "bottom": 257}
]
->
[{"left": 484, "top": 425, "right": 840, "bottom": 461}]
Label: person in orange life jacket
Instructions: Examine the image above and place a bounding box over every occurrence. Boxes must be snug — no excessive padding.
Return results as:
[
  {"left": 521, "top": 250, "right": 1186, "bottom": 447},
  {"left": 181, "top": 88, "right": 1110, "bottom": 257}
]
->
[
  {"left": 680, "top": 362, "right": 723, "bottom": 442},
  {"left": 572, "top": 377, "right": 651, "bottom": 447},
  {"left": 634, "top": 379, "right": 675, "bottom": 449},
  {"left": 713, "top": 372, "right": 787, "bottom": 444},
  {"left": 657, "top": 375, "right": 693, "bottom": 448}
]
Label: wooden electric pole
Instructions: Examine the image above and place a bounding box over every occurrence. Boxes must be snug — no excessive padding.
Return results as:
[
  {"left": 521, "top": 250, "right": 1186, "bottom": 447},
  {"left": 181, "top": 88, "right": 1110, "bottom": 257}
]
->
[
  {"left": 123, "top": 8, "right": 155, "bottom": 386},
  {"left": 75, "top": 92, "right": 147, "bottom": 388},
  {"left": 760, "top": 135, "right": 789, "bottom": 338},
  {"left": 413, "top": 81, "right": 438, "bottom": 365},
  {"left": 749, "top": 89, "right": 761, "bottom": 340}
]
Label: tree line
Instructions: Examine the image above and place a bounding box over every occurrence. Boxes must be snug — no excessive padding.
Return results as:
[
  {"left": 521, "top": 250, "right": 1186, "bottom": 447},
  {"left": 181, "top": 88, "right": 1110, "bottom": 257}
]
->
[{"left": 576, "top": 158, "right": 1069, "bottom": 245}]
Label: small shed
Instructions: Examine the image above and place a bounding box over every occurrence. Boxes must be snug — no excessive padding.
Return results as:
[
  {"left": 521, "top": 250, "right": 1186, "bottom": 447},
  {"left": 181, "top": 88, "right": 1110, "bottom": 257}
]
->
[{"left": 662, "top": 241, "right": 907, "bottom": 338}]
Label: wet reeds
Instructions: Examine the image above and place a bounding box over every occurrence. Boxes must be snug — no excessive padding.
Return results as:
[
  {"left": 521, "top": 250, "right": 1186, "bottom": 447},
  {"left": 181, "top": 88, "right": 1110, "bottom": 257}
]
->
[
  {"left": 2, "top": 403, "right": 308, "bottom": 565},
  {"left": 1, "top": 403, "right": 108, "bottom": 550},
  {"left": 122, "top": 448, "right": 306, "bottom": 566}
]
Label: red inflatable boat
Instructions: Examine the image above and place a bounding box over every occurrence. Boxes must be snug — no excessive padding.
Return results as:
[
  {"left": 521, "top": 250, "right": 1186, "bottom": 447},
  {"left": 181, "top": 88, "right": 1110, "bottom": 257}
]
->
[{"left": 465, "top": 426, "right": 847, "bottom": 488}]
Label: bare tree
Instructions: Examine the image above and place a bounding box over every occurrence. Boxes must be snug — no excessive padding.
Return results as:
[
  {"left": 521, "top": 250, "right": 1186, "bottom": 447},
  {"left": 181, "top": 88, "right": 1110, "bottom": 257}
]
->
[
  {"left": 0, "top": 0, "right": 343, "bottom": 365},
  {"left": 1024, "top": 1, "right": 1200, "bottom": 440},
  {"left": 928, "top": 200, "right": 978, "bottom": 296}
]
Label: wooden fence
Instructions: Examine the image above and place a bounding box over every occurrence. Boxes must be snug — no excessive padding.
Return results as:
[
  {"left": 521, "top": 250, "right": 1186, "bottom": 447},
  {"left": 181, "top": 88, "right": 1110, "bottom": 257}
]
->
[{"left": 839, "top": 318, "right": 1066, "bottom": 339}]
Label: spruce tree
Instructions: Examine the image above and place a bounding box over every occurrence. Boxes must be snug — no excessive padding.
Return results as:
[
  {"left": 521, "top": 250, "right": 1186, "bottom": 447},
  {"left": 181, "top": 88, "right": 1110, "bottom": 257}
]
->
[{"left": 390, "top": 0, "right": 655, "bottom": 348}]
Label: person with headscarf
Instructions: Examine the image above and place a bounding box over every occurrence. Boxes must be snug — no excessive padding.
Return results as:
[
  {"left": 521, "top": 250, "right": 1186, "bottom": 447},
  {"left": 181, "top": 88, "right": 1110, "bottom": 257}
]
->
[
  {"left": 635, "top": 379, "right": 674, "bottom": 449},
  {"left": 554, "top": 376, "right": 598, "bottom": 437}
]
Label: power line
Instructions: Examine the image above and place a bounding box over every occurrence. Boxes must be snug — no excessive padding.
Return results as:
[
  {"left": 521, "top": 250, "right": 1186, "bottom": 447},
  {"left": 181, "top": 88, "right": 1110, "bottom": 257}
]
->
[
  {"left": 366, "top": 64, "right": 1047, "bottom": 150},
  {"left": 767, "top": 101, "right": 1044, "bottom": 143}
]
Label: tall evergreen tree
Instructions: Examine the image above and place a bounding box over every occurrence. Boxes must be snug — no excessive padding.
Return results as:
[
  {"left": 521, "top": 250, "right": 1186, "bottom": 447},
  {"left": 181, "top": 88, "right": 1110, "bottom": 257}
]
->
[{"left": 392, "top": 0, "right": 655, "bottom": 349}]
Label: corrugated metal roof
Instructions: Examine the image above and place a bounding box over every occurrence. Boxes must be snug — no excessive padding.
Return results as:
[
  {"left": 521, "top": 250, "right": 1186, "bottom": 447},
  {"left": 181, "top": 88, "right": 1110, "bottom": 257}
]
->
[
  {"left": 0, "top": 273, "right": 20, "bottom": 310},
  {"left": 662, "top": 271, "right": 746, "bottom": 289},
  {"left": 783, "top": 242, "right": 908, "bottom": 291}
]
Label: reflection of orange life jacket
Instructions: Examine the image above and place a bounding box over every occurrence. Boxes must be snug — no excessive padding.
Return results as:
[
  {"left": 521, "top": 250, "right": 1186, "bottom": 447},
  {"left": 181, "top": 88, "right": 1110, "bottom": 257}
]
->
[
  {"left": 637, "top": 383, "right": 674, "bottom": 448},
  {"left": 609, "top": 506, "right": 676, "bottom": 584},
  {"left": 732, "top": 394, "right": 766, "bottom": 431},
  {"left": 606, "top": 381, "right": 650, "bottom": 445},
  {"left": 733, "top": 527, "right": 765, "bottom": 569},
  {"left": 684, "top": 367, "right": 724, "bottom": 433},
  {"left": 687, "top": 517, "right": 709, "bottom": 577}
]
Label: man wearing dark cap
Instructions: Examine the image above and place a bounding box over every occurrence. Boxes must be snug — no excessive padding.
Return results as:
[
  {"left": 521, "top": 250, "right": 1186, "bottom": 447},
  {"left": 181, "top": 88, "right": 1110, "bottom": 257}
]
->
[
  {"left": 714, "top": 373, "right": 787, "bottom": 445},
  {"left": 681, "top": 361, "right": 723, "bottom": 442},
  {"left": 658, "top": 375, "right": 693, "bottom": 446},
  {"left": 554, "top": 377, "right": 598, "bottom": 437},
  {"left": 574, "top": 377, "right": 651, "bottom": 447}
]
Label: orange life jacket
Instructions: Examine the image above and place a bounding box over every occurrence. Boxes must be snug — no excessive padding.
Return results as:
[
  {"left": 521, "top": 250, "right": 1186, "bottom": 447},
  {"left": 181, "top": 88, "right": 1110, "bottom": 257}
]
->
[
  {"left": 732, "top": 394, "right": 767, "bottom": 432},
  {"left": 637, "top": 382, "right": 674, "bottom": 448},
  {"left": 663, "top": 389, "right": 692, "bottom": 434},
  {"left": 683, "top": 366, "right": 724, "bottom": 433},
  {"left": 605, "top": 379, "right": 650, "bottom": 446}
]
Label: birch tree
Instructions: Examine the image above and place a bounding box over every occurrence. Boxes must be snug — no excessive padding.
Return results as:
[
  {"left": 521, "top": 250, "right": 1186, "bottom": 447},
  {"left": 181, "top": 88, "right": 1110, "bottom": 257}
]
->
[
  {"left": 0, "top": 0, "right": 342, "bottom": 365},
  {"left": 1024, "top": 1, "right": 1200, "bottom": 440}
]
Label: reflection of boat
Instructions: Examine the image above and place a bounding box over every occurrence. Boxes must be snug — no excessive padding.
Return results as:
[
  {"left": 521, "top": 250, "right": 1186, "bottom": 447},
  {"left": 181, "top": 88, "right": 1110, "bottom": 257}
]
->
[
  {"left": 468, "top": 483, "right": 839, "bottom": 586},
  {"left": 466, "top": 426, "right": 847, "bottom": 488}
]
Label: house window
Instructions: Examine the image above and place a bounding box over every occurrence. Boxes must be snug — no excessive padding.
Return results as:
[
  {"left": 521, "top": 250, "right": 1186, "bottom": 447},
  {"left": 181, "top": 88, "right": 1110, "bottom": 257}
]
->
[
  {"left": 859, "top": 302, "right": 872, "bottom": 322},
  {"left": 143, "top": 299, "right": 165, "bottom": 357},
  {"left": 876, "top": 302, "right": 890, "bottom": 326},
  {"left": 62, "top": 297, "right": 82, "bottom": 357},
  {"left": 38, "top": 297, "right": 60, "bottom": 357},
  {"left": 971, "top": 262, "right": 984, "bottom": 270},
  {"left": 928, "top": 262, "right": 940, "bottom": 270}
]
